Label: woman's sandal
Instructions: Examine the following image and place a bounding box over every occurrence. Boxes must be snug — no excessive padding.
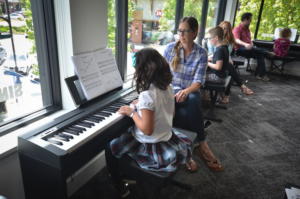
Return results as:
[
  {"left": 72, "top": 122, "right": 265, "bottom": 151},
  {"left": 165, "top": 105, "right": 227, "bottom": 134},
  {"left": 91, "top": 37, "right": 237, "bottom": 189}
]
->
[
  {"left": 220, "top": 96, "right": 229, "bottom": 104},
  {"left": 241, "top": 87, "right": 254, "bottom": 96},
  {"left": 186, "top": 159, "right": 197, "bottom": 172},
  {"left": 196, "top": 148, "right": 223, "bottom": 172}
]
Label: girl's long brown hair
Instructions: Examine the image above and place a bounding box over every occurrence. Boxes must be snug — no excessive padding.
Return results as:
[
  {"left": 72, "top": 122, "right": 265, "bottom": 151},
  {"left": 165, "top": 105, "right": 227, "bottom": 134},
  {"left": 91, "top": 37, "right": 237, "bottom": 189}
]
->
[
  {"left": 219, "top": 21, "right": 235, "bottom": 46},
  {"left": 171, "top": 17, "right": 199, "bottom": 72},
  {"left": 132, "top": 48, "right": 173, "bottom": 94}
]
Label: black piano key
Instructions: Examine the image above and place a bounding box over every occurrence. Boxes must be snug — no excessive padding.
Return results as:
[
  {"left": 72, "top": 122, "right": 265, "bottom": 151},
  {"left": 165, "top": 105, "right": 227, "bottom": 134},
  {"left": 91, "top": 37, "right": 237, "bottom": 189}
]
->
[
  {"left": 54, "top": 135, "right": 69, "bottom": 142},
  {"left": 58, "top": 133, "right": 74, "bottom": 139},
  {"left": 112, "top": 103, "right": 125, "bottom": 106},
  {"left": 80, "top": 121, "right": 95, "bottom": 126},
  {"left": 97, "top": 112, "right": 112, "bottom": 116},
  {"left": 85, "top": 118, "right": 100, "bottom": 123},
  {"left": 47, "top": 138, "right": 63, "bottom": 146},
  {"left": 71, "top": 125, "right": 86, "bottom": 131},
  {"left": 118, "top": 100, "right": 132, "bottom": 103},
  {"left": 89, "top": 115, "right": 105, "bottom": 120},
  {"left": 77, "top": 122, "right": 92, "bottom": 128},
  {"left": 64, "top": 129, "right": 80, "bottom": 135},
  {"left": 102, "top": 107, "right": 118, "bottom": 112},
  {"left": 68, "top": 127, "right": 83, "bottom": 133}
]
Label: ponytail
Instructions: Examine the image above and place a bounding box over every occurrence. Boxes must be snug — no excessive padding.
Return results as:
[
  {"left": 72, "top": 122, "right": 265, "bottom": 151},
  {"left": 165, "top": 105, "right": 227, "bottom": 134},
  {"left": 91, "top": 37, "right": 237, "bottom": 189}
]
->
[{"left": 170, "top": 40, "right": 181, "bottom": 72}]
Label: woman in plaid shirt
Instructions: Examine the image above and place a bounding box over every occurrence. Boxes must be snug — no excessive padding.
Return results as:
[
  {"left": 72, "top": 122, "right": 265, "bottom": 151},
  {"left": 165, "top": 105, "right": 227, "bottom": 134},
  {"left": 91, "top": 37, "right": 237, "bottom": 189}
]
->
[{"left": 163, "top": 17, "right": 223, "bottom": 172}]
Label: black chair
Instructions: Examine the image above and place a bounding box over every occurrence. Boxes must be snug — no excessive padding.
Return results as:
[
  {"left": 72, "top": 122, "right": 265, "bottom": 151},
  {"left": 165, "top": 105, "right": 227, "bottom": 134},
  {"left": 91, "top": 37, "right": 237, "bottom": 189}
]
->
[
  {"left": 201, "top": 76, "right": 231, "bottom": 123},
  {"left": 118, "top": 128, "right": 197, "bottom": 199},
  {"left": 266, "top": 56, "right": 295, "bottom": 80}
]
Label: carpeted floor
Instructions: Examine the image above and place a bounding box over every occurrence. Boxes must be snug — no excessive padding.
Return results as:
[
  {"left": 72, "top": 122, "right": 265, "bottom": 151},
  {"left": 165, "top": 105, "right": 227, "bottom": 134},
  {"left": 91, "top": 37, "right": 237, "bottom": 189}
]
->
[{"left": 70, "top": 70, "right": 300, "bottom": 199}]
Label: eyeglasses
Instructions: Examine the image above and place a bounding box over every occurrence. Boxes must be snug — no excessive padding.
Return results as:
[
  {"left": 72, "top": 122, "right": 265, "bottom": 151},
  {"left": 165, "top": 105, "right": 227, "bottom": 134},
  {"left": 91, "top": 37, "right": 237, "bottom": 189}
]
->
[
  {"left": 177, "top": 29, "right": 195, "bottom": 35},
  {"left": 208, "top": 36, "right": 215, "bottom": 40}
]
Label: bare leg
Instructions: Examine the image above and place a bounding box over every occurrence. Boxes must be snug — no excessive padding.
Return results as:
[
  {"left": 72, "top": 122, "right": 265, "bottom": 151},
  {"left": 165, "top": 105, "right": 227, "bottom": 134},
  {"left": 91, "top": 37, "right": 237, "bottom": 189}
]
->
[{"left": 198, "top": 142, "right": 222, "bottom": 170}]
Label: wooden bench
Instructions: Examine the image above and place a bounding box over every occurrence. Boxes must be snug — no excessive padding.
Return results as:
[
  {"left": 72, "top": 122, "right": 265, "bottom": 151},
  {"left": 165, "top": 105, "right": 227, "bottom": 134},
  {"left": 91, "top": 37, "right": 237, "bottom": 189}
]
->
[{"left": 201, "top": 76, "right": 231, "bottom": 123}]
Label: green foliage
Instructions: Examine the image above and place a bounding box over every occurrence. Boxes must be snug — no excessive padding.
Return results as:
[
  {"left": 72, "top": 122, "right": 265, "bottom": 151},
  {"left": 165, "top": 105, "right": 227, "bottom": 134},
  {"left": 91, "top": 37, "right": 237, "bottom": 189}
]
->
[
  {"left": 32, "top": 64, "right": 39, "bottom": 76},
  {"left": 0, "top": 25, "right": 26, "bottom": 34},
  {"left": 21, "top": 0, "right": 36, "bottom": 54},
  {"left": 158, "top": 0, "right": 176, "bottom": 31},
  {"left": 235, "top": 0, "right": 300, "bottom": 43}
]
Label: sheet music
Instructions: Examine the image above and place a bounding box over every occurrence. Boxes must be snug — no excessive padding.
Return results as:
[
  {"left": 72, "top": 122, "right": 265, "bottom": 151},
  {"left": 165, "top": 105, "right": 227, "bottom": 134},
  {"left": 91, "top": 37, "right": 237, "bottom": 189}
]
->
[
  {"left": 71, "top": 49, "right": 123, "bottom": 100},
  {"left": 273, "top": 28, "right": 298, "bottom": 42}
]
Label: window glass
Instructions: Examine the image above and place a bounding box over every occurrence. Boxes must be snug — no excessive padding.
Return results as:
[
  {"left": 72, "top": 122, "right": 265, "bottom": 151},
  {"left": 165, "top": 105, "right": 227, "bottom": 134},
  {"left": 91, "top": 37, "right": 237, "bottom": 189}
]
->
[
  {"left": 183, "top": 0, "right": 203, "bottom": 43},
  {"left": 204, "top": 0, "right": 219, "bottom": 38},
  {"left": 234, "top": 0, "right": 261, "bottom": 40},
  {"left": 107, "top": 0, "right": 116, "bottom": 55},
  {"left": 256, "top": 0, "right": 300, "bottom": 43},
  {"left": 0, "top": 1, "right": 51, "bottom": 126},
  {"left": 127, "top": 0, "right": 176, "bottom": 77}
]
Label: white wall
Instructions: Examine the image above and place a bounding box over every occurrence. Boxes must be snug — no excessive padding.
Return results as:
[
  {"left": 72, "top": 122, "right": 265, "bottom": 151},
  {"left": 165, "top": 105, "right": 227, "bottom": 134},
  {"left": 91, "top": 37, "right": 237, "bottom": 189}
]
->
[{"left": 0, "top": 1, "right": 109, "bottom": 199}]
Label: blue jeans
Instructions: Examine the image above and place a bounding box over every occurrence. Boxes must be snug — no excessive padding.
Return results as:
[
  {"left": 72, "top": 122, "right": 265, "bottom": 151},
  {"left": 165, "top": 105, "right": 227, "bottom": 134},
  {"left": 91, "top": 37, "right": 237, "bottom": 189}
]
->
[
  {"left": 173, "top": 89, "right": 205, "bottom": 142},
  {"left": 235, "top": 46, "right": 267, "bottom": 77}
]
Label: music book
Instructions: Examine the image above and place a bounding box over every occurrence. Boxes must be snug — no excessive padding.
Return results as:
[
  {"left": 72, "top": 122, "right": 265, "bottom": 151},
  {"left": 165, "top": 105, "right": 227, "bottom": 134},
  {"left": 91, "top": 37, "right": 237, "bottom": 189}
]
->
[
  {"left": 273, "top": 28, "right": 298, "bottom": 42},
  {"left": 71, "top": 48, "right": 123, "bottom": 100}
]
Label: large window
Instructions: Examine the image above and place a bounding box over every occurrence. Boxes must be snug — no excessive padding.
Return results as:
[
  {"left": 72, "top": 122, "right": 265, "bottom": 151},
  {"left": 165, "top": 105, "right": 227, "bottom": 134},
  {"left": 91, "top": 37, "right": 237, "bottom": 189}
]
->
[
  {"left": 234, "top": 0, "right": 261, "bottom": 39},
  {"left": 205, "top": 0, "right": 219, "bottom": 37},
  {"left": 0, "top": 0, "right": 61, "bottom": 136},
  {"left": 256, "top": 0, "right": 300, "bottom": 43}
]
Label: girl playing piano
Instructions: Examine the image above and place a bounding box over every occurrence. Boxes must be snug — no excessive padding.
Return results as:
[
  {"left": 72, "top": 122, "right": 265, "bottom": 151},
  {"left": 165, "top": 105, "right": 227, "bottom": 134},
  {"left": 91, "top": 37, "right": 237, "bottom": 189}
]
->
[{"left": 105, "top": 48, "right": 194, "bottom": 198}]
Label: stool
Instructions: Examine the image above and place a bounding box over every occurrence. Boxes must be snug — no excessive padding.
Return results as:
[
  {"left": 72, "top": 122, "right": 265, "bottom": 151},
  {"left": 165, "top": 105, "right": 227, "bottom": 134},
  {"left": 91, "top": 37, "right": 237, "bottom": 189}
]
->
[
  {"left": 266, "top": 56, "right": 295, "bottom": 80},
  {"left": 118, "top": 128, "right": 197, "bottom": 199},
  {"left": 202, "top": 76, "right": 231, "bottom": 123}
]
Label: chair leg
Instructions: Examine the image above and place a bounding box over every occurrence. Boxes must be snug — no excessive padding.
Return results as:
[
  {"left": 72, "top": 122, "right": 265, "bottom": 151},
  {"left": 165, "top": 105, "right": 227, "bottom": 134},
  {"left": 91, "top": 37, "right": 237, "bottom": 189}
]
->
[
  {"left": 246, "top": 58, "right": 252, "bottom": 74},
  {"left": 152, "top": 186, "right": 162, "bottom": 199},
  {"left": 171, "top": 180, "right": 192, "bottom": 191}
]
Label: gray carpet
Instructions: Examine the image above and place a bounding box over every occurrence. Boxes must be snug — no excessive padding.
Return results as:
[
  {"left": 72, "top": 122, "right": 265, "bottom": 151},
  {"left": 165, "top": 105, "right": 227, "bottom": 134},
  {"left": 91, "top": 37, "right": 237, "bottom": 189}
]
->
[{"left": 70, "top": 71, "right": 300, "bottom": 199}]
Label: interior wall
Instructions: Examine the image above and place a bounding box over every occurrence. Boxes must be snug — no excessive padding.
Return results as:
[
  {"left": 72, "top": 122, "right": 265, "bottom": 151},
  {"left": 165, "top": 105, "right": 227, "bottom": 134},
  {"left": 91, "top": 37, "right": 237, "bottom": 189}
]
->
[{"left": 0, "top": 1, "right": 109, "bottom": 199}]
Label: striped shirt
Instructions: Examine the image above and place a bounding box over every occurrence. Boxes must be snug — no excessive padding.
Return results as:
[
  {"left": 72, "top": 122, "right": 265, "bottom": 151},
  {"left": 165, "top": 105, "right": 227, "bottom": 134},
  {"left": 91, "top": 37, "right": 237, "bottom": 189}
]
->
[{"left": 163, "top": 42, "right": 208, "bottom": 90}]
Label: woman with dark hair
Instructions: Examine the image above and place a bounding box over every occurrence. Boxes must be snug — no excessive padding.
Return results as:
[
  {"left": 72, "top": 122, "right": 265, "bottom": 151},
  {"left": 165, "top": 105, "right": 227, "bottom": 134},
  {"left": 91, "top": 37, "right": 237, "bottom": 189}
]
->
[
  {"left": 163, "top": 17, "right": 223, "bottom": 172},
  {"left": 105, "top": 48, "right": 195, "bottom": 198},
  {"left": 207, "top": 21, "right": 253, "bottom": 103}
]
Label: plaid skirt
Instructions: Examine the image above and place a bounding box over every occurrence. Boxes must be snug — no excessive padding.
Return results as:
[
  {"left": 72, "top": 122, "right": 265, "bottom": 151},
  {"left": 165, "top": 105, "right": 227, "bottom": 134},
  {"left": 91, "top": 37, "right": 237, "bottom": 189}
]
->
[{"left": 110, "top": 127, "right": 193, "bottom": 172}]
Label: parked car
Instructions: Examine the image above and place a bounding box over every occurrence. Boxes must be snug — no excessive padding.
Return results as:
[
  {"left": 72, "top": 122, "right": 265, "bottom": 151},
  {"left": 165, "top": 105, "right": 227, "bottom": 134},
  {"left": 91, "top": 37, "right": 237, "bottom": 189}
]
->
[
  {"left": 17, "top": 11, "right": 27, "bottom": 18},
  {"left": 3, "top": 53, "right": 32, "bottom": 75},
  {"left": 0, "top": 47, "right": 7, "bottom": 64},
  {"left": 3, "top": 13, "right": 24, "bottom": 20}
]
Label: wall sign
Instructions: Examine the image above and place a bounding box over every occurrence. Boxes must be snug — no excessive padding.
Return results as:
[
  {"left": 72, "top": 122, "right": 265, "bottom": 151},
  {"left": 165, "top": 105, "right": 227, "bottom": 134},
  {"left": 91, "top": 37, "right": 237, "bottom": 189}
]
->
[
  {"left": 155, "top": 10, "right": 162, "bottom": 18},
  {"left": 0, "top": 84, "right": 23, "bottom": 102}
]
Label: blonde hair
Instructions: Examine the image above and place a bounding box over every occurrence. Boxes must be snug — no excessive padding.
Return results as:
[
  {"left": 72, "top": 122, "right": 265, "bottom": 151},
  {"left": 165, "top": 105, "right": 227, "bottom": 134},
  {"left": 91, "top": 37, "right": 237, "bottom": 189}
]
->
[
  {"left": 219, "top": 21, "right": 235, "bottom": 46},
  {"left": 171, "top": 17, "right": 198, "bottom": 72},
  {"left": 280, "top": 28, "right": 292, "bottom": 39}
]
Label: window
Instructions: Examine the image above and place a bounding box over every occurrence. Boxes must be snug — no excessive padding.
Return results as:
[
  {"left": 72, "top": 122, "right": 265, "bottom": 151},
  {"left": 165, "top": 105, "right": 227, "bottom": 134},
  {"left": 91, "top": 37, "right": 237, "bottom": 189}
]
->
[
  {"left": 127, "top": 0, "right": 176, "bottom": 77},
  {"left": 234, "top": 0, "right": 261, "bottom": 40},
  {"left": 256, "top": 0, "right": 300, "bottom": 43},
  {"left": 204, "top": 0, "right": 219, "bottom": 37},
  {"left": 0, "top": 0, "right": 61, "bottom": 136}
]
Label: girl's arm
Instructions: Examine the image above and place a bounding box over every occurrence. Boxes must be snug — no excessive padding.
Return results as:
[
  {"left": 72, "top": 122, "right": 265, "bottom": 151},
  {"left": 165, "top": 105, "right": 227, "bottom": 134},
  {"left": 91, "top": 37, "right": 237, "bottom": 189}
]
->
[
  {"left": 208, "top": 60, "right": 223, "bottom": 71},
  {"left": 273, "top": 44, "right": 276, "bottom": 49},
  {"left": 118, "top": 106, "right": 154, "bottom": 136}
]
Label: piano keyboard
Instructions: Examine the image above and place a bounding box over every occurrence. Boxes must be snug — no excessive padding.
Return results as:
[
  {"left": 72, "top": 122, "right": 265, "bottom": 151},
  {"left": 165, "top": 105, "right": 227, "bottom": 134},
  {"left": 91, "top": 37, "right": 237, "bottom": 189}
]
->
[{"left": 30, "top": 92, "right": 138, "bottom": 153}]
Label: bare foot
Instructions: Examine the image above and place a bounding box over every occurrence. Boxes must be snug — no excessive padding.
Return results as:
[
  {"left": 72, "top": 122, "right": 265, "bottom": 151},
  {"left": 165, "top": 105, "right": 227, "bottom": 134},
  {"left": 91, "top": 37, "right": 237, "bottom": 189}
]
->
[
  {"left": 198, "top": 142, "right": 222, "bottom": 170},
  {"left": 185, "top": 158, "right": 197, "bottom": 171}
]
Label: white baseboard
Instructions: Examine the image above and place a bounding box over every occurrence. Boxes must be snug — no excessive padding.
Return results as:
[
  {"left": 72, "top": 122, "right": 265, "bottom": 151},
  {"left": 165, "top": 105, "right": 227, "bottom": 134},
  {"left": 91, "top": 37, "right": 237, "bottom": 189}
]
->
[{"left": 66, "top": 151, "right": 106, "bottom": 197}]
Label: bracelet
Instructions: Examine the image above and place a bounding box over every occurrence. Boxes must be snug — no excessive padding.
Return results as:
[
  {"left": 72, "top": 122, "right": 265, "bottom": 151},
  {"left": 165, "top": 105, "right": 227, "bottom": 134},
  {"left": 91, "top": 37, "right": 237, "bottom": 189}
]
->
[{"left": 130, "top": 111, "right": 136, "bottom": 118}]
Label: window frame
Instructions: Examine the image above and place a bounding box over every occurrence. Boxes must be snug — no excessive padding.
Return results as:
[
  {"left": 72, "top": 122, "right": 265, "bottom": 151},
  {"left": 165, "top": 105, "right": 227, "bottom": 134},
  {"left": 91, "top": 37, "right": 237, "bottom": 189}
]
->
[{"left": 0, "top": 0, "right": 62, "bottom": 136}]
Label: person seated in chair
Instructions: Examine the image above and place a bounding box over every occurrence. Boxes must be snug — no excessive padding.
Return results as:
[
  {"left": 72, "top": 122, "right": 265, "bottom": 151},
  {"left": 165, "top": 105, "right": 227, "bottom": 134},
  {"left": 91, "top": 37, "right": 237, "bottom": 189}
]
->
[
  {"left": 105, "top": 48, "right": 195, "bottom": 198},
  {"left": 233, "top": 12, "right": 274, "bottom": 81},
  {"left": 207, "top": 21, "right": 253, "bottom": 104},
  {"left": 200, "top": 26, "right": 229, "bottom": 101}
]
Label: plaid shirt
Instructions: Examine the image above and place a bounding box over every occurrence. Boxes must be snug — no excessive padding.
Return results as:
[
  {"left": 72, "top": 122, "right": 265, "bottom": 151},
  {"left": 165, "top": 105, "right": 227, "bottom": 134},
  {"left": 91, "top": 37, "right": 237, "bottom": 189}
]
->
[{"left": 163, "top": 42, "right": 208, "bottom": 90}]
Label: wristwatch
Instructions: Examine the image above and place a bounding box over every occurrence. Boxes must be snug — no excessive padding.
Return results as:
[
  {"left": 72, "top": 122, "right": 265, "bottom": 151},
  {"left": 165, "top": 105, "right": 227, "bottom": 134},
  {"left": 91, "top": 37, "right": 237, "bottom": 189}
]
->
[{"left": 130, "top": 111, "right": 136, "bottom": 118}]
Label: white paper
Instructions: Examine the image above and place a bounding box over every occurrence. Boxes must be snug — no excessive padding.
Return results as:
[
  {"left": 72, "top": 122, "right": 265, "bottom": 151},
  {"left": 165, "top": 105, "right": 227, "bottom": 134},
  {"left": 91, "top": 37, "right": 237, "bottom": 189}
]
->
[
  {"left": 292, "top": 187, "right": 300, "bottom": 199},
  {"left": 71, "top": 49, "right": 123, "bottom": 100},
  {"left": 286, "top": 188, "right": 295, "bottom": 199},
  {"left": 273, "top": 28, "right": 298, "bottom": 42}
]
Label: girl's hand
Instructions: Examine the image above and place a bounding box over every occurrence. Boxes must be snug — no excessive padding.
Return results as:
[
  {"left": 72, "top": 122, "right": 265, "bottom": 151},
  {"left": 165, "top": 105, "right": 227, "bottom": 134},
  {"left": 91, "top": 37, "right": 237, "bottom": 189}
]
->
[
  {"left": 131, "top": 99, "right": 139, "bottom": 108},
  {"left": 174, "top": 90, "right": 189, "bottom": 103},
  {"left": 229, "top": 60, "right": 233, "bottom": 65},
  {"left": 118, "top": 105, "right": 134, "bottom": 117}
]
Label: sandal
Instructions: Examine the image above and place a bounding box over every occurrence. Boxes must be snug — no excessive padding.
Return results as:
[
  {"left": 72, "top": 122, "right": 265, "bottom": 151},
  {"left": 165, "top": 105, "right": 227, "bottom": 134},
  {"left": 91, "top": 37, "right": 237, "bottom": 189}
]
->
[
  {"left": 186, "top": 159, "right": 197, "bottom": 172},
  {"left": 241, "top": 87, "right": 254, "bottom": 96},
  {"left": 196, "top": 148, "right": 223, "bottom": 172},
  {"left": 220, "top": 96, "right": 229, "bottom": 104}
]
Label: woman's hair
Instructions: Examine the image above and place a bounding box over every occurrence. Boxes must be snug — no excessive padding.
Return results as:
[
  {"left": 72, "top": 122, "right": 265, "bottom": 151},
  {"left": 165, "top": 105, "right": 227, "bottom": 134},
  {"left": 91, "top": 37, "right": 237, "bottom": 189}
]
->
[
  {"left": 219, "top": 21, "right": 235, "bottom": 46},
  {"left": 208, "top": 26, "right": 224, "bottom": 41},
  {"left": 132, "top": 48, "right": 173, "bottom": 94},
  {"left": 171, "top": 16, "right": 199, "bottom": 72},
  {"left": 280, "top": 28, "right": 292, "bottom": 39}
]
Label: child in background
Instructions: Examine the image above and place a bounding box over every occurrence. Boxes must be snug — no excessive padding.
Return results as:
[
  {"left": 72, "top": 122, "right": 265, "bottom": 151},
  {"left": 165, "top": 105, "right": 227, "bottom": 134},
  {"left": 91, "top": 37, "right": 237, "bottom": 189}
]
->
[
  {"left": 273, "top": 28, "right": 292, "bottom": 71},
  {"left": 105, "top": 48, "right": 195, "bottom": 198}
]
